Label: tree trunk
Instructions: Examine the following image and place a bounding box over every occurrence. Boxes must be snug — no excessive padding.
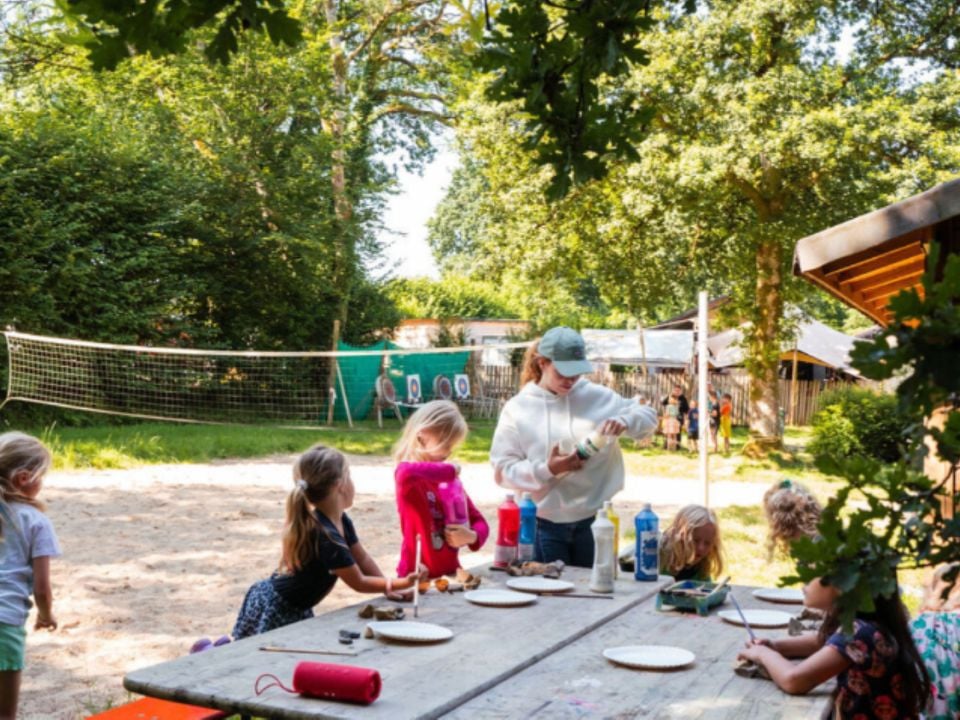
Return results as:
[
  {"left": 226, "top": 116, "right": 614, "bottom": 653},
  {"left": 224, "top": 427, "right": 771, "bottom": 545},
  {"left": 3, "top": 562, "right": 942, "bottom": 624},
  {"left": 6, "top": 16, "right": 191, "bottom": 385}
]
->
[
  {"left": 745, "top": 235, "right": 783, "bottom": 454},
  {"left": 325, "top": 0, "right": 354, "bottom": 332}
]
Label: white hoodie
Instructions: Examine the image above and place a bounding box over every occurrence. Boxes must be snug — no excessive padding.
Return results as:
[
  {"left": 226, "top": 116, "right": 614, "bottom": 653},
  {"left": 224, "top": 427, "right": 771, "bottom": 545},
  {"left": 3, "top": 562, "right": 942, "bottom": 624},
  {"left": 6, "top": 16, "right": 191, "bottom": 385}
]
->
[{"left": 490, "top": 379, "right": 658, "bottom": 523}]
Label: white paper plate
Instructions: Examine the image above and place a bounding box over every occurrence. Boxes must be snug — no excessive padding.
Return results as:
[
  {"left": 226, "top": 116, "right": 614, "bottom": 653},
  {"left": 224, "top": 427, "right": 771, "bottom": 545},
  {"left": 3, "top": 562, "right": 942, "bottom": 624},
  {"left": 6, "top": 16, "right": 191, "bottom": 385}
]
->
[
  {"left": 505, "top": 577, "right": 576, "bottom": 594},
  {"left": 603, "top": 645, "right": 695, "bottom": 670},
  {"left": 752, "top": 587, "right": 804, "bottom": 604},
  {"left": 367, "top": 621, "right": 453, "bottom": 643},
  {"left": 464, "top": 589, "right": 538, "bottom": 607},
  {"left": 718, "top": 609, "right": 793, "bottom": 628}
]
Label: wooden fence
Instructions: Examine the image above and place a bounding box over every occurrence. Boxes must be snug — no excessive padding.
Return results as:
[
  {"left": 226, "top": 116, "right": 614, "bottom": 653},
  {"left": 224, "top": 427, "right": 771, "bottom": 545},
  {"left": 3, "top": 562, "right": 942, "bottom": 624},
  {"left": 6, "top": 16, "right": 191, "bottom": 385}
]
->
[{"left": 472, "top": 365, "right": 865, "bottom": 426}]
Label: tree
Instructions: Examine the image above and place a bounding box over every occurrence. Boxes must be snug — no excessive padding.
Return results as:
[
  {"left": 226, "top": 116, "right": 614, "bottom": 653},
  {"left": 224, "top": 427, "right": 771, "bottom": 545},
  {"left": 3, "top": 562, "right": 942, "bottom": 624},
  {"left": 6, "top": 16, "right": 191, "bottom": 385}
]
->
[{"left": 433, "top": 0, "right": 960, "bottom": 448}]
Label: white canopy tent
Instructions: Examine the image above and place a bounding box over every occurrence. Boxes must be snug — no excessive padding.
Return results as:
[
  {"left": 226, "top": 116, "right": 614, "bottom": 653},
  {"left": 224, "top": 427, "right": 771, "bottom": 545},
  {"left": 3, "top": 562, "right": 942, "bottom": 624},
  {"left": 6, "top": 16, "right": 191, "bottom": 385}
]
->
[{"left": 581, "top": 329, "right": 695, "bottom": 368}]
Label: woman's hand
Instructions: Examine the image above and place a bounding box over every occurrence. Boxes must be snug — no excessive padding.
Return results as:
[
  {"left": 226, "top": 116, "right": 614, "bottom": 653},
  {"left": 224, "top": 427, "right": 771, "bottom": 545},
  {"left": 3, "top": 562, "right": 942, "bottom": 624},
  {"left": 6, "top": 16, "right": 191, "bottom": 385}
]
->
[
  {"left": 547, "top": 443, "right": 584, "bottom": 476},
  {"left": 599, "top": 418, "right": 627, "bottom": 436},
  {"left": 737, "top": 638, "right": 775, "bottom": 663},
  {"left": 444, "top": 524, "right": 478, "bottom": 548}
]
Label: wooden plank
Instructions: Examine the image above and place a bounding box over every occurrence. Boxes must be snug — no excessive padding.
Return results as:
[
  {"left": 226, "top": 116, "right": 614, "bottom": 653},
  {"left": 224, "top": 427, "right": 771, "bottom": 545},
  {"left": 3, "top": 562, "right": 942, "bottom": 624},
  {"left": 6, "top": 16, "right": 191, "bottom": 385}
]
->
[
  {"left": 841, "top": 257, "right": 925, "bottom": 293},
  {"left": 124, "top": 566, "right": 667, "bottom": 720},
  {"left": 447, "top": 586, "right": 832, "bottom": 720}
]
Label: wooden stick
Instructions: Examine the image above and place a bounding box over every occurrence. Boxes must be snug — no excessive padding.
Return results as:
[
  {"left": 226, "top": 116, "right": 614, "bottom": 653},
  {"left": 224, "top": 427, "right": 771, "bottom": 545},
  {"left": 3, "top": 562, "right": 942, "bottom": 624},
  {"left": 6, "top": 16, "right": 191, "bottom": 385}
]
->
[
  {"left": 536, "top": 592, "right": 615, "bottom": 599},
  {"left": 413, "top": 535, "right": 422, "bottom": 618},
  {"left": 259, "top": 646, "right": 357, "bottom": 657}
]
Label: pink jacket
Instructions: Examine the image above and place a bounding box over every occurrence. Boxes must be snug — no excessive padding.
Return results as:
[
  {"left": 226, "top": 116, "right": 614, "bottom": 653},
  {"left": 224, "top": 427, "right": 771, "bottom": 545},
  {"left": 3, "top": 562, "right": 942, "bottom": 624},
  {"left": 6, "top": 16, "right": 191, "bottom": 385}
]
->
[{"left": 395, "top": 461, "right": 489, "bottom": 578}]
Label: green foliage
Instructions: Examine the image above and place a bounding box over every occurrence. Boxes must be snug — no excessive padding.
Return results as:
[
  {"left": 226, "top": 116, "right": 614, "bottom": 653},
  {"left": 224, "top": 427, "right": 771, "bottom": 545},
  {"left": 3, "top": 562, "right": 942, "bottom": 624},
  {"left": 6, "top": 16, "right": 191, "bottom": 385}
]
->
[
  {"left": 478, "top": 0, "right": 660, "bottom": 199},
  {"left": 809, "top": 386, "right": 903, "bottom": 463},
  {"left": 788, "top": 243, "right": 960, "bottom": 628},
  {"left": 58, "top": 0, "right": 302, "bottom": 69},
  {"left": 386, "top": 275, "right": 519, "bottom": 320}
]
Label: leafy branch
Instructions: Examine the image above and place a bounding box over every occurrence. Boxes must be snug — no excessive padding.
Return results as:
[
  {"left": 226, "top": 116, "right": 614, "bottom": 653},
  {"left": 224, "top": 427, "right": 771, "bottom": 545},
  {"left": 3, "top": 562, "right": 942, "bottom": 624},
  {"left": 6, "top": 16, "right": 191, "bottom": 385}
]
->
[{"left": 786, "top": 243, "right": 960, "bottom": 628}]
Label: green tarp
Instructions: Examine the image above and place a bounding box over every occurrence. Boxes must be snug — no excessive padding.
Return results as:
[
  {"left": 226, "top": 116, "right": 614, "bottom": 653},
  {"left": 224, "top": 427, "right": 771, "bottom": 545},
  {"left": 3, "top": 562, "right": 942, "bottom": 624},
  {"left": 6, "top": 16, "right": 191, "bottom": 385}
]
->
[{"left": 334, "top": 341, "right": 471, "bottom": 422}]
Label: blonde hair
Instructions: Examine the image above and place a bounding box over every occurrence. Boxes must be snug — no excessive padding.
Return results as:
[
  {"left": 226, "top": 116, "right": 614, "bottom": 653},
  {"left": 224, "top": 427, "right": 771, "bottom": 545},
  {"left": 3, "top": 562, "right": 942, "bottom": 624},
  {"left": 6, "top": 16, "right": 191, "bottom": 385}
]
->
[
  {"left": 0, "top": 432, "right": 51, "bottom": 540},
  {"left": 392, "top": 400, "right": 467, "bottom": 463},
  {"left": 660, "top": 504, "right": 724, "bottom": 579},
  {"left": 281, "top": 444, "right": 347, "bottom": 572},
  {"left": 763, "top": 479, "right": 821, "bottom": 557},
  {"left": 919, "top": 562, "right": 960, "bottom": 612},
  {"left": 519, "top": 340, "right": 545, "bottom": 386}
]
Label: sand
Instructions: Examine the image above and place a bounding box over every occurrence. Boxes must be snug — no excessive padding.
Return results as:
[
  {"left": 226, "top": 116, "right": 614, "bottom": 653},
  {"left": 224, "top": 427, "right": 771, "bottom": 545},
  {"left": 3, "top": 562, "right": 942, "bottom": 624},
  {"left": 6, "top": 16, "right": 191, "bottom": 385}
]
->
[{"left": 21, "top": 456, "right": 765, "bottom": 719}]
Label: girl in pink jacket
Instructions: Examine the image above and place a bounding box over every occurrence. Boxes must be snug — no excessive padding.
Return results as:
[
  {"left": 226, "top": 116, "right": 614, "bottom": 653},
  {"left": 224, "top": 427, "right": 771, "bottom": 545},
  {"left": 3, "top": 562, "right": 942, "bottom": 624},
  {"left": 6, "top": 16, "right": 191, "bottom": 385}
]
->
[{"left": 393, "top": 401, "right": 489, "bottom": 578}]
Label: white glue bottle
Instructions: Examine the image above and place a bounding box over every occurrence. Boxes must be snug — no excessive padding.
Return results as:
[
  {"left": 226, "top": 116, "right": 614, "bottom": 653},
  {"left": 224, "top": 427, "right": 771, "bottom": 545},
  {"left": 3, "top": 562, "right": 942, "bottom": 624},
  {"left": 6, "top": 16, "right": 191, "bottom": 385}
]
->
[
  {"left": 576, "top": 430, "right": 609, "bottom": 460},
  {"left": 589, "top": 508, "right": 615, "bottom": 593}
]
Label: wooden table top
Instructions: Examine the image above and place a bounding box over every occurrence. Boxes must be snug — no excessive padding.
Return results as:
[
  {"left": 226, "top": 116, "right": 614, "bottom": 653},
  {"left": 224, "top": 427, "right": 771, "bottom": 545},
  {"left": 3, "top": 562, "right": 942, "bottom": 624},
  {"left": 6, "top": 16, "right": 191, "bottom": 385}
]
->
[
  {"left": 124, "top": 566, "right": 666, "bottom": 719},
  {"left": 447, "top": 583, "right": 834, "bottom": 720}
]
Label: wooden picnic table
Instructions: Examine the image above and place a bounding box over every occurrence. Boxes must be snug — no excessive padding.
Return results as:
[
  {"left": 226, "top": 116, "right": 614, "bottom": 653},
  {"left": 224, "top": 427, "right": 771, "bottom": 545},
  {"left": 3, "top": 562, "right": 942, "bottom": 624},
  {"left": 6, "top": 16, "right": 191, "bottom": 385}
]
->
[{"left": 124, "top": 567, "right": 832, "bottom": 719}]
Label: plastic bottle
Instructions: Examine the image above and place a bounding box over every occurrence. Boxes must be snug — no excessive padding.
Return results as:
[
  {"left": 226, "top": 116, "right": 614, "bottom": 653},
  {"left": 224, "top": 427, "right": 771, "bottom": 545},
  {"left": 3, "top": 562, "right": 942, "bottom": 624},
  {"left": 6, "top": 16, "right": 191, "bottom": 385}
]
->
[
  {"left": 604, "top": 500, "right": 620, "bottom": 579},
  {"left": 589, "top": 509, "right": 615, "bottom": 593},
  {"left": 634, "top": 503, "right": 659, "bottom": 581},
  {"left": 518, "top": 492, "right": 537, "bottom": 562},
  {"left": 493, "top": 493, "right": 520, "bottom": 568},
  {"left": 438, "top": 478, "right": 470, "bottom": 527},
  {"left": 575, "top": 430, "right": 609, "bottom": 460}
]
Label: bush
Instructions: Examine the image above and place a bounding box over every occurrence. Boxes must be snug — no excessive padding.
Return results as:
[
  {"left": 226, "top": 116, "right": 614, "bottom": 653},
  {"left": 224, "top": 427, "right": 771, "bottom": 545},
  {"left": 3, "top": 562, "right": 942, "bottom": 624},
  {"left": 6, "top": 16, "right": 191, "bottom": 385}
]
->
[{"left": 809, "top": 386, "right": 903, "bottom": 462}]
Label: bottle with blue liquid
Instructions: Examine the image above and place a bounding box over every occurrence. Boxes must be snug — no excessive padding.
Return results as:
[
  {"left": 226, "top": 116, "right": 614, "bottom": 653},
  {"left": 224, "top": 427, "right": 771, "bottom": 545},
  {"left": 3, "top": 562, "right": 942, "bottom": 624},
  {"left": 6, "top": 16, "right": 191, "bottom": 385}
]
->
[
  {"left": 634, "top": 503, "right": 659, "bottom": 582},
  {"left": 518, "top": 492, "right": 537, "bottom": 562}
]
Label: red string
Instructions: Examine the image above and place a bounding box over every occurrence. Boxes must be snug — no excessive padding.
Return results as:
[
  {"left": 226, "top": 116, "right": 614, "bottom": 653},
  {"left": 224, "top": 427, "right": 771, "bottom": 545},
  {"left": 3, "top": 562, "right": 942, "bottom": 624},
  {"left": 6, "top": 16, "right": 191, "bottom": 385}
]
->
[{"left": 254, "top": 672, "right": 296, "bottom": 696}]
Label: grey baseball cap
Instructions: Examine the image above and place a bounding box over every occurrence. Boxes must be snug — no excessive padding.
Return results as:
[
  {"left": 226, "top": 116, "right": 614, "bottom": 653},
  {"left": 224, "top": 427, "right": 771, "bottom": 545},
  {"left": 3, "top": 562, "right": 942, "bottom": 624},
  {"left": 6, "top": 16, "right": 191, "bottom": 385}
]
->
[{"left": 539, "top": 326, "right": 593, "bottom": 377}]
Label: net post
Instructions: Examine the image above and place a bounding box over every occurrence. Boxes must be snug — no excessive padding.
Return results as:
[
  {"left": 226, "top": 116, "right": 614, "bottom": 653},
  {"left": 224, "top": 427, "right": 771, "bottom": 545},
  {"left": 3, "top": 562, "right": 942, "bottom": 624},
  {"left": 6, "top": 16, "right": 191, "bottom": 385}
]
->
[
  {"left": 326, "top": 319, "right": 341, "bottom": 425},
  {"left": 336, "top": 359, "right": 353, "bottom": 428}
]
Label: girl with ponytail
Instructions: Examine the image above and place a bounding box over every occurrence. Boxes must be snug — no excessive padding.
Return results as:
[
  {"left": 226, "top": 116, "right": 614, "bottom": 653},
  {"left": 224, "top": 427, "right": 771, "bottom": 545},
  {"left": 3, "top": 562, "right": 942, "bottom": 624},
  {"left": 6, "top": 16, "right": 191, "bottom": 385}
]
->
[{"left": 233, "top": 444, "right": 425, "bottom": 639}]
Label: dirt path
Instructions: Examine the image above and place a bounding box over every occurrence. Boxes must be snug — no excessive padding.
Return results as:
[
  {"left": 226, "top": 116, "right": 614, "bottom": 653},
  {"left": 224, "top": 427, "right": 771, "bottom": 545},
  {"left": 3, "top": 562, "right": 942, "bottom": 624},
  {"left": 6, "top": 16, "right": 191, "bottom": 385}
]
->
[{"left": 24, "top": 457, "right": 768, "bottom": 718}]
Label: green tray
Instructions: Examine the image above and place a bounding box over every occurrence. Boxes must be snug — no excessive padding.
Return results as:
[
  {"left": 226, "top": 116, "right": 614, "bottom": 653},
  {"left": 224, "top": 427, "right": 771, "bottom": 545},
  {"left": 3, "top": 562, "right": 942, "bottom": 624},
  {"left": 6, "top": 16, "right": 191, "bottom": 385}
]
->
[{"left": 656, "top": 579, "right": 730, "bottom": 616}]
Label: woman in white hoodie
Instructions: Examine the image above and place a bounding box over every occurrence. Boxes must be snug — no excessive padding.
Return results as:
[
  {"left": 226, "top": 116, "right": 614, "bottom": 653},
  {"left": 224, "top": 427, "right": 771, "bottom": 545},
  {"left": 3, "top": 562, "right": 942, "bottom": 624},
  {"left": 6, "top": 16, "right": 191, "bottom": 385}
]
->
[{"left": 490, "top": 327, "right": 658, "bottom": 566}]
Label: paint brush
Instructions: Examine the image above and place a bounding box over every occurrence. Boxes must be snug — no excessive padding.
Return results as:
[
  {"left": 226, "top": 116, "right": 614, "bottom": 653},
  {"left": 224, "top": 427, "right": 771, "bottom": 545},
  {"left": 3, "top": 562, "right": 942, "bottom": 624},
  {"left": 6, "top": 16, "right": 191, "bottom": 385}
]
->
[
  {"left": 413, "top": 535, "right": 422, "bottom": 618},
  {"left": 259, "top": 646, "right": 357, "bottom": 657},
  {"left": 728, "top": 593, "right": 756, "bottom": 642}
]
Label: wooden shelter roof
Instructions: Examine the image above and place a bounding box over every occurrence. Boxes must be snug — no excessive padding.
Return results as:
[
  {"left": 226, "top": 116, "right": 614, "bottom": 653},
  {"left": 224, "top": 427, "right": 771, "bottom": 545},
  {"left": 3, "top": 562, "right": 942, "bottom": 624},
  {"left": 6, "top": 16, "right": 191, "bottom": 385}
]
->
[{"left": 793, "top": 178, "right": 960, "bottom": 326}]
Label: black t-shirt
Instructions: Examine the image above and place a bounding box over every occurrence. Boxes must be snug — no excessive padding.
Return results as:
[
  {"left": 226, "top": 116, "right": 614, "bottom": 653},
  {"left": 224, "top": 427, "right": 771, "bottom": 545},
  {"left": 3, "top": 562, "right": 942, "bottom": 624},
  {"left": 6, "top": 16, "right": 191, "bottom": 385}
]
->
[
  {"left": 271, "top": 511, "right": 358, "bottom": 609},
  {"left": 662, "top": 393, "right": 690, "bottom": 420}
]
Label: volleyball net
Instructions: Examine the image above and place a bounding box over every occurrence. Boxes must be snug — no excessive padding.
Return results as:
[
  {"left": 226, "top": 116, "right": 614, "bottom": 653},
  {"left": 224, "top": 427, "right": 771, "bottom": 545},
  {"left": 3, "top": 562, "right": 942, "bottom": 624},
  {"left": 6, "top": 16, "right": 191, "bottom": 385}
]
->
[{"left": 1, "top": 331, "right": 530, "bottom": 427}]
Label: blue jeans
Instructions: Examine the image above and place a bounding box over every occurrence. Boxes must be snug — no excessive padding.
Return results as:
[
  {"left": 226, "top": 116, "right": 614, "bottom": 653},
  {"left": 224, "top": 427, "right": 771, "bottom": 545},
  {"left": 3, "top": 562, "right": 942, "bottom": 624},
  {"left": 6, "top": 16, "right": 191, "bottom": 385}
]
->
[{"left": 535, "top": 516, "right": 595, "bottom": 567}]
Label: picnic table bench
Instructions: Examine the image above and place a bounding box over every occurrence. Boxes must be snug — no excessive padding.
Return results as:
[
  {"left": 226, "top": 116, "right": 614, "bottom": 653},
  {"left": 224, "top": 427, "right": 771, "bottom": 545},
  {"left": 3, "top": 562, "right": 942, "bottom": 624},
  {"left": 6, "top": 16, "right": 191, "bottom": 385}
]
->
[{"left": 124, "top": 566, "right": 832, "bottom": 719}]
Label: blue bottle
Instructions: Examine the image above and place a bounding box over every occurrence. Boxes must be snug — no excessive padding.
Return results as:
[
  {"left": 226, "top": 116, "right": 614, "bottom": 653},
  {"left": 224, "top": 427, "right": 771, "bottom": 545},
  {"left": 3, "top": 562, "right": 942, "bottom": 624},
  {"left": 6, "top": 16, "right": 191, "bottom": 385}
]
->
[
  {"left": 518, "top": 492, "right": 537, "bottom": 562},
  {"left": 634, "top": 503, "right": 659, "bottom": 581}
]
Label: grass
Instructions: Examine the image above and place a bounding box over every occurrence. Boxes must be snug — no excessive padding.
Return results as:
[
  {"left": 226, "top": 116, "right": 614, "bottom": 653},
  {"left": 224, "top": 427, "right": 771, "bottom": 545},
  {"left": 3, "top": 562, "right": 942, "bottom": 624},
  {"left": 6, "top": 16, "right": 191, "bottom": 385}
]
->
[{"left": 34, "top": 419, "right": 498, "bottom": 470}]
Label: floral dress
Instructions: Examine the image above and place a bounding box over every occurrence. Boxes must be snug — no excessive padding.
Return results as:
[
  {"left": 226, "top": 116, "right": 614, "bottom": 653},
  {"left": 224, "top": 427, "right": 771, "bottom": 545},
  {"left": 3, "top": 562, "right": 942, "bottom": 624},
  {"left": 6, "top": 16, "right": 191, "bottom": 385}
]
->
[
  {"left": 826, "top": 618, "right": 909, "bottom": 719},
  {"left": 910, "top": 612, "right": 960, "bottom": 720}
]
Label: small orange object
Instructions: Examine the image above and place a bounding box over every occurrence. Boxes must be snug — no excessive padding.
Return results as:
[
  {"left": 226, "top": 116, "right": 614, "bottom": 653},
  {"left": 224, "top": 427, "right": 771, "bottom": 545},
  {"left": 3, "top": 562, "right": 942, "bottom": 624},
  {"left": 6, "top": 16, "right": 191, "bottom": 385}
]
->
[{"left": 85, "top": 697, "right": 228, "bottom": 720}]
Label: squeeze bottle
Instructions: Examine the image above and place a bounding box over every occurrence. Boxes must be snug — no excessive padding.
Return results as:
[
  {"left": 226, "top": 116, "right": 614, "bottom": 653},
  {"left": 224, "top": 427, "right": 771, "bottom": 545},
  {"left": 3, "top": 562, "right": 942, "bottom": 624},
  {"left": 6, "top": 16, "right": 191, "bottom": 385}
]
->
[
  {"left": 604, "top": 500, "right": 620, "bottom": 578},
  {"left": 589, "top": 509, "right": 615, "bottom": 593},
  {"left": 634, "top": 503, "right": 659, "bottom": 582},
  {"left": 576, "top": 429, "right": 609, "bottom": 460},
  {"left": 518, "top": 492, "right": 537, "bottom": 562},
  {"left": 493, "top": 493, "right": 520, "bottom": 568},
  {"left": 438, "top": 478, "right": 470, "bottom": 527}
]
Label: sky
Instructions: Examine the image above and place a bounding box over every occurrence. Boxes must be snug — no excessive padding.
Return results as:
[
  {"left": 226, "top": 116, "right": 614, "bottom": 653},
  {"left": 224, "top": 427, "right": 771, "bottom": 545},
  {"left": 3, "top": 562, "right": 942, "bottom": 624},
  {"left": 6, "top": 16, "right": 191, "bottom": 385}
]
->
[{"left": 376, "top": 142, "right": 457, "bottom": 280}]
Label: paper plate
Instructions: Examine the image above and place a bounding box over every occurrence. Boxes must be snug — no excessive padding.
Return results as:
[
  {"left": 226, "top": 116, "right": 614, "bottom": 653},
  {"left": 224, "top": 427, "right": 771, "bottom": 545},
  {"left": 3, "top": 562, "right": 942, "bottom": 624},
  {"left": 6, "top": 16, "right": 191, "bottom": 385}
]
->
[
  {"left": 752, "top": 587, "right": 804, "bottom": 604},
  {"left": 367, "top": 621, "right": 453, "bottom": 643},
  {"left": 718, "top": 609, "right": 793, "bottom": 628},
  {"left": 464, "top": 589, "right": 538, "bottom": 607},
  {"left": 603, "top": 645, "right": 695, "bottom": 670},
  {"left": 505, "top": 577, "right": 576, "bottom": 594}
]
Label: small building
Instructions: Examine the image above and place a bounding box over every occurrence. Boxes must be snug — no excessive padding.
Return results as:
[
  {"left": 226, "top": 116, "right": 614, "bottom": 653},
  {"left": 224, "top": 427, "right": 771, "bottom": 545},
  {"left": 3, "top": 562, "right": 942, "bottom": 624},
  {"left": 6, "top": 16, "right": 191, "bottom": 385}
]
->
[{"left": 794, "top": 177, "right": 960, "bottom": 516}]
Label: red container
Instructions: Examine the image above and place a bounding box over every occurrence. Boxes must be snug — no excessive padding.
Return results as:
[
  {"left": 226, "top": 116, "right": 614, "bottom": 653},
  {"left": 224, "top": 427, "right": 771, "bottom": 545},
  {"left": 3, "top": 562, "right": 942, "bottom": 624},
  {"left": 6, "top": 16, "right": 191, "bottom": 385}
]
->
[{"left": 493, "top": 493, "right": 520, "bottom": 567}]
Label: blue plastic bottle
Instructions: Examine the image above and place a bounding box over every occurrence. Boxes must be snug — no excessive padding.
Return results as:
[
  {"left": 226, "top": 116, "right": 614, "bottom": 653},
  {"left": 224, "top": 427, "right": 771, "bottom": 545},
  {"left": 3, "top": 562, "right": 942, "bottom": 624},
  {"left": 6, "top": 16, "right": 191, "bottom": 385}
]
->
[
  {"left": 518, "top": 492, "right": 538, "bottom": 562},
  {"left": 634, "top": 503, "right": 659, "bottom": 581}
]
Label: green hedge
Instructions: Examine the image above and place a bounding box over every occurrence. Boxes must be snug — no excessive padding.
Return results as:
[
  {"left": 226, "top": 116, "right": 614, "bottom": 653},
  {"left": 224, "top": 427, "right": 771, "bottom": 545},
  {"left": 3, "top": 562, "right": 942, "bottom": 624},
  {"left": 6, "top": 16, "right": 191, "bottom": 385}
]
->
[{"left": 809, "top": 386, "right": 903, "bottom": 463}]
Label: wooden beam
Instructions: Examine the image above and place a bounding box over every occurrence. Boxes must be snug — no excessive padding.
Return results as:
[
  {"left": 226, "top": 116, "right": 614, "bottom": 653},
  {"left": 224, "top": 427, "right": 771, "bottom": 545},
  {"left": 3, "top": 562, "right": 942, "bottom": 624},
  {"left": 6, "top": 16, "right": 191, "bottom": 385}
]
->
[
  {"left": 820, "top": 230, "right": 927, "bottom": 278},
  {"left": 803, "top": 269, "right": 890, "bottom": 326},
  {"left": 837, "top": 255, "right": 925, "bottom": 290},
  {"left": 859, "top": 272, "right": 926, "bottom": 303}
]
